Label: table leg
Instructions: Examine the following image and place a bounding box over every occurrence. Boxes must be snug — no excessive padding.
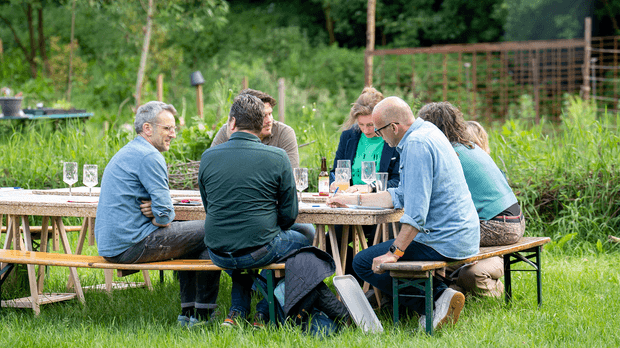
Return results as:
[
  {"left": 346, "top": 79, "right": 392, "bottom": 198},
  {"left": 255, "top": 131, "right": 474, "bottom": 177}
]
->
[
  {"left": 339, "top": 226, "right": 349, "bottom": 275},
  {"left": 55, "top": 217, "right": 85, "bottom": 304},
  {"left": 88, "top": 217, "right": 95, "bottom": 246},
  {"left": 37, "top": 217, "right": 50, "bottom": 292},
  {"left": 327, "top": 225, "right": 344, "bottom": 276},
  {"left": 75, "top": 218, "right": 88, "bottom": 255},
  {"left": 18, "top": 216, "right": 41, "bottom": 315}
]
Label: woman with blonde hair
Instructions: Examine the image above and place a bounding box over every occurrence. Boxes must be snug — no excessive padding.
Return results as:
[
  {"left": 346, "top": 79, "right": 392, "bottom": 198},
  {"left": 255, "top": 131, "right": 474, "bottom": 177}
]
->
[
  {"left": 328, "top": 87, "right": 400, "bottom": 284},
  {"left": 329, "top": 87, "right": 400, "bottom": 192}
]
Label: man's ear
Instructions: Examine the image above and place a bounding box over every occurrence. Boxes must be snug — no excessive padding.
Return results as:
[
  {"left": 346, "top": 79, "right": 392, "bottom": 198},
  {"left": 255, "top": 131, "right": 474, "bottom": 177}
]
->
[
  {"left": 142, "top": 122, "right": 153, "bottom": 136},
  {"left": 228, "top": 117, "right": 237, "bottom": 132}
]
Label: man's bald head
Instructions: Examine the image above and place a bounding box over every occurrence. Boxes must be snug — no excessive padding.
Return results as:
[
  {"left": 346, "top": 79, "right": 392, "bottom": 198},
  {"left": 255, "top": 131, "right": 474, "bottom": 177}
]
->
[
  {"left": 372, "top": 96, "right": 415, "bottom": 126},
  {"left": 371, "top": 96, "right": 415, "bottom": 147}
]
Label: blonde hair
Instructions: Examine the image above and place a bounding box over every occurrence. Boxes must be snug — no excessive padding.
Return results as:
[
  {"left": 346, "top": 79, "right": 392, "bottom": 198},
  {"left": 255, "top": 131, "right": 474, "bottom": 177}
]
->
[
  {"left": 467, "top": 120, "right": 490, "bottom": 154},
  {"left": 343, "top": 87, "right": 384, "bottom": 129}
]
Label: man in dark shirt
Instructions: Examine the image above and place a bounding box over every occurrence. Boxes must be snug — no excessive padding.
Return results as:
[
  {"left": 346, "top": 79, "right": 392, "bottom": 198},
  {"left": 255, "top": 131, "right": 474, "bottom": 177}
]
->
[{"left": 198, "top": 94, "right": 310, "bottom": 328}]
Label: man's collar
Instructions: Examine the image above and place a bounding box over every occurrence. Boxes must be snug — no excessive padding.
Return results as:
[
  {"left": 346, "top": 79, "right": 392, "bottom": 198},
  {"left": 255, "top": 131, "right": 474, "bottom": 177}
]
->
[
  {"left": 396, "top": 118, "right": 424, "bottom": 151},
  {"left": 230, "top": 131, "right": 261, "bottom": 142}
]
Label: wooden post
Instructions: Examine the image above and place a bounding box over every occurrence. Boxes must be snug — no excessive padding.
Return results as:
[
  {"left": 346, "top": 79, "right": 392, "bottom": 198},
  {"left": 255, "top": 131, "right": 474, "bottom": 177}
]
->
[
  {"left": 196, "top": 84, "right": 203, "bottom": 118},
  {"left": 364, "top": 0, "right": 376, "bottom": 86},
  {"left": 278, "top": 78, "right": 285, "bottom": 123},
  {"left": 532, "top": 54, "right": 540, "bottom": 124},
  {"left": 66, "top": 0, "right": 76, "bottom": 103},
  {"left": 157, "top": 74, "right": 164, "bottom": 101},
  {"left": 583, "top": 17, "right": 592, "bottom": 100},
  {"left": 0, "top": 39, "right": 3, "bottom": 63},
  {"left": 242, "top": 76, "right": 248, "bottom": 90}
]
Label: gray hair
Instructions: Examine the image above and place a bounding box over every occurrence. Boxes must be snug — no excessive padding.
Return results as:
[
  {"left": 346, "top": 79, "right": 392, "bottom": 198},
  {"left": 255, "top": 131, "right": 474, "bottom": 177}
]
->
[{"left": 134, "top": 101, "right": 177, "bottom": 134}]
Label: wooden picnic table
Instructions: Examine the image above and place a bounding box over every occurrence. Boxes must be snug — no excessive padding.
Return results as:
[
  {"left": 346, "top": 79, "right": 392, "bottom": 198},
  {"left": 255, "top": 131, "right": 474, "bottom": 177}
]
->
[{"left": 0, "top": 192, "right": 402, "bottom": 313}]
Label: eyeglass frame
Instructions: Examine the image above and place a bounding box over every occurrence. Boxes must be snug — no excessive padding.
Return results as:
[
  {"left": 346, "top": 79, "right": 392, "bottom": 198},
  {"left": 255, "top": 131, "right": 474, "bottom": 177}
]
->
[
  {"left": 151, "top": 123, "right": 177, "bottom": 133},
  {"left": 374, "top": 122, "right": 399, "bottom": 137}
]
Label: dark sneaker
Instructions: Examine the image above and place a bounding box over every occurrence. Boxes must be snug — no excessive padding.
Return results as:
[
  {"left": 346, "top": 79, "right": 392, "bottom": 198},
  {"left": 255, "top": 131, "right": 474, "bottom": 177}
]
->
[
  {"left": 221, "top": 310, "right": 245, "bottom": 328},
  {"left": 252, "top": 312, "right": 268, "bottom": 329}
]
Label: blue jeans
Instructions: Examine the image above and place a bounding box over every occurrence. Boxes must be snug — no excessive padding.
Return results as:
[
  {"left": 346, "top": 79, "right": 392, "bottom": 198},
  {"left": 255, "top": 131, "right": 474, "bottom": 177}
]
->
[
  {"left": 291, "top": 223, "right": 316, "bottom": 244},
  {"left": 104, "top": 220, "right": 220, "bottom": 311},
  {"left": 352, "top": 239, "right": 453, "bottom": 315},
  {"left": 208, "top": 228, "right": 311, "bottom": 316}
]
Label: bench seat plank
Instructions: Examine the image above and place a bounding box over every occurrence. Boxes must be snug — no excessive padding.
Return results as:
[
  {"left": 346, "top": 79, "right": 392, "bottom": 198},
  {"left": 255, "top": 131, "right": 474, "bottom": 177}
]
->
[
  {"left": 0, "top": 249, "right": 285, "bottom": 271},
  {"left": 380, "top": 237, "right": 550, "bottom": 272}
]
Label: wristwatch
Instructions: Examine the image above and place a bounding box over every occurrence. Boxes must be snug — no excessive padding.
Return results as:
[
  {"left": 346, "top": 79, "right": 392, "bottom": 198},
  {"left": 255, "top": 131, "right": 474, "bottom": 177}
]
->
[
  {"left": 369, "top": 182, "right": 377, "bottom": 193},
  {"left": 389, "top": 244, "right": 405, "bottom": 258}
]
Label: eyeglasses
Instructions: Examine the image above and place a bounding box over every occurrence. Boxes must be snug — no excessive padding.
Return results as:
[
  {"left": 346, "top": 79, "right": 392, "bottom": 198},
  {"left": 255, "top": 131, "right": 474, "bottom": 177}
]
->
[
  {"left": 374, "top": 122, "right": 399, "bottom": 137},
  {"left": 152, "top": 123, "right": 177, "bottom": 133}
]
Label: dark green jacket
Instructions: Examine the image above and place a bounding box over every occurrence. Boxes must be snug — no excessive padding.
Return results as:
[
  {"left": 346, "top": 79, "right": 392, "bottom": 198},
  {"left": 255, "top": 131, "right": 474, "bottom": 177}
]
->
[{"left": 198, "top": 131, "right": 298, "bottom": 252}]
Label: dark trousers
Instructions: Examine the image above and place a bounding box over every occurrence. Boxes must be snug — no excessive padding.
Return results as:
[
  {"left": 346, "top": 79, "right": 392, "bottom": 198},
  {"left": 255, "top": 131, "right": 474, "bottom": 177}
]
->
[{"left": 104, "top": 220, "right": 220, "bottom": 311}]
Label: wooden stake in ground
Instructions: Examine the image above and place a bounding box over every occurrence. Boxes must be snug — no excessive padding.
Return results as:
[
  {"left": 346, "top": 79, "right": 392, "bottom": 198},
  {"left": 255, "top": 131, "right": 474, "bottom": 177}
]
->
[
  {"left": 190, "top": 71, "right": 205, "bottom": 119},
  {"left": 67, "top": 0, "right": 76, "bottom": 102},
  {"left": 157, "top": 74, "right": 164, "bottom": 101}
]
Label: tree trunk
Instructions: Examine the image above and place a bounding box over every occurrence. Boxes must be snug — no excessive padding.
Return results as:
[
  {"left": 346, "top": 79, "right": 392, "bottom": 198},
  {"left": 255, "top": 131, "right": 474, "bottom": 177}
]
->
[
  {"left": 27, "top": 3, "right": 37, "bottom": 78},
  {"left": 67, "top": 0, "right": 77, "bottom": 102},
  {"left": 135, "top": 0, "right": 154, "bottom": 108},
  {"left": 37, "top": 6, "right": 50, "bottom": 76},
  {"left": 323, "top": 4, "right": 335, "bottom": 45}
]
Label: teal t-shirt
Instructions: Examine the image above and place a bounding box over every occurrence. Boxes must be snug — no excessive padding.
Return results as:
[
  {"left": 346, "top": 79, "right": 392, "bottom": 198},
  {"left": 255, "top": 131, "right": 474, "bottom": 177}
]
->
[{"left": 351, "top": 135, "right": 384, "bottom": 185}]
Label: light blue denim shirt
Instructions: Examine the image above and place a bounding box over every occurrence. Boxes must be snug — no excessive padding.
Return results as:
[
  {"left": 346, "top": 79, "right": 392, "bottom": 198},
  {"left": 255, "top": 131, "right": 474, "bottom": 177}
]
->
[
  {"left": 387, "top": 118, "right": 479, "bottom": 259},
  {"left": 95, "top": 136, "right": 175, "bottom": 257}
]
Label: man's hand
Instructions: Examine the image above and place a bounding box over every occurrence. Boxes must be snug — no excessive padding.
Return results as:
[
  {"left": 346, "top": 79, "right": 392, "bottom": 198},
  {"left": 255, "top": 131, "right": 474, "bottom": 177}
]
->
[
  {"left": 151, "top": 217, "right": 170, "bottom": 228},
  {"left": 326, "top": 194, "right": 352, "bottom": 208},
  {"left": 140, "top": 200, "right": 154, "bottom": 218},
  {"left": 371, "top": 252, "right": 398, "bottom": 274}
]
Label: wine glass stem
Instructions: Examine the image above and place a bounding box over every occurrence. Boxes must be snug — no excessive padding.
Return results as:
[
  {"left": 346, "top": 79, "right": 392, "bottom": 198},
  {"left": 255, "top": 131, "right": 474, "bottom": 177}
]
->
[{"left": 69, "top": 185, "right": 72, "bottom": 197}]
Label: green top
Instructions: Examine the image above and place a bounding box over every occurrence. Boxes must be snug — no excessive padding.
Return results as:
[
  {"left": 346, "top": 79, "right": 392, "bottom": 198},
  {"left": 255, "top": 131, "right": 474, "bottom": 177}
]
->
[
  {"left": 198, "top": 131, "right": 298, "bottom": 252},
  {"left": 454, "top": 144, "right": 518, "bottom": 220},
  {"left": 352, "top": 134, "right": 384, "bottom": 185}
]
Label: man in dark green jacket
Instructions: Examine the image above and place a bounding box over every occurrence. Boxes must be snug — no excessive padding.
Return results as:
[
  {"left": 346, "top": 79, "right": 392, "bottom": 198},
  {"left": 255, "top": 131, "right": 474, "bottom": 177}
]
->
[{"left": 198, "top": 94, "right": 310, "bottom": 328}]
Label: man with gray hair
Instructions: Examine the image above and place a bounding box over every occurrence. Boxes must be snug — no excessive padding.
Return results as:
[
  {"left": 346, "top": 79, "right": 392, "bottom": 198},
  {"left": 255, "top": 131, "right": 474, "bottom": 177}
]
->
[{"left": 96, "top": 101, "right": 220, "bottom": 328}]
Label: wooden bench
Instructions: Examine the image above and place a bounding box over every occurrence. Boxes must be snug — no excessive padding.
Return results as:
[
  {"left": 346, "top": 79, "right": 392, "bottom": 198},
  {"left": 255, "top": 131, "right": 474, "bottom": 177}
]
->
[
  {"left": 380, "top": 236, "right": 551, "bottom": 335},
  {"left": 0, "top": 249, "right": 285, "bottom": 322}
]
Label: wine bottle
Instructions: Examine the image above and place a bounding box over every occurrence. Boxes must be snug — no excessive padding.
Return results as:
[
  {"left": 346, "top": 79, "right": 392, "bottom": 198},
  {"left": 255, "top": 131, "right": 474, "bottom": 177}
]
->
[{"left": 318, "top": 157, "right": 329, "bottom": 196}]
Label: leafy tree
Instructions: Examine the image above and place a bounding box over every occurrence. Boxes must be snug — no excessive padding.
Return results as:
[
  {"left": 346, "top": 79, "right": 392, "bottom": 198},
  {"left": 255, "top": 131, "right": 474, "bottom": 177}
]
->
[{"left": 0, "top": 0, "right": 54, "bottom": 78}]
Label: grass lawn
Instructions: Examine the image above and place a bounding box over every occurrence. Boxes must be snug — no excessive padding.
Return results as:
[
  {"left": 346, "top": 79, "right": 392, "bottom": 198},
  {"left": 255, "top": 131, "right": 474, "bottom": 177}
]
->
[{"left": 1, "top": 250, "right": 619, "bottom": 347}]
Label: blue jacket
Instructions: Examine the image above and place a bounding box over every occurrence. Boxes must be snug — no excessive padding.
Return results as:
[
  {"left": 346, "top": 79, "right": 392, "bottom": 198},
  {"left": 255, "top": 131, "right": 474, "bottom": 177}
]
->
[{"left": 329, "top": 127, "right": 400, "bottom": 188}]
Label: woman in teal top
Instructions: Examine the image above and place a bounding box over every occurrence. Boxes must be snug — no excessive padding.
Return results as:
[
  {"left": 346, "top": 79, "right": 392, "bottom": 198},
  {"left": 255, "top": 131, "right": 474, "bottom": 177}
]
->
[{"left": 418, "top": 102, "right": 525, "bottom": 297}]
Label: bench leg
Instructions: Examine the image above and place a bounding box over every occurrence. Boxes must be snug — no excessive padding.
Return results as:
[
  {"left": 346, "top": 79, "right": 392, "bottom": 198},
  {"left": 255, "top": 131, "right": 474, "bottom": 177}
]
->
[
  {"left": 503, "top": 253, "right": 512, "bottom": 304},
  {"left": 424, "top": 276, "right": 433, "bottom": 335},
  {"left": 392, "top": 275, "right": 434, "bottom": 335},
  {"left": 248, "top": 270, "right": 278, "bottom": 325},
  {"left": 535, "top": 246, "right": 542, "bottom": 308},
  {"left": 504, "top": 246, "right": 543, "bottom": 308}
]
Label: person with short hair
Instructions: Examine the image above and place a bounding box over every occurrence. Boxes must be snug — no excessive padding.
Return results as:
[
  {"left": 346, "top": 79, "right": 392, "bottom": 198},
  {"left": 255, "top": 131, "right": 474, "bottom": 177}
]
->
[
  {"left": 95, "top": 101, "right": 220, "bottom": 328},
  {"left": 419, "top": 102, "right": 525, "bottom": 297},
  {"left": 327, "top": 97, "right": 479, "bottom": 331},
  {"left": 199, "top": 94, "right": 310, "bottom": 328},
  {"left": 210, "top": 88, "right": 314, "bottom": 243}
]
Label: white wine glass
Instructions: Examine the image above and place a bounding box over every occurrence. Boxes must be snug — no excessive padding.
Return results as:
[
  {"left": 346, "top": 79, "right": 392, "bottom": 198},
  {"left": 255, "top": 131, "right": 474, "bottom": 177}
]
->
[
  {"left": 83, "top": 164, "right": 98, "bottom": 196},
  {"left": 361, "top": 161, "right": 376, "bottom": 194},
  {"left": 63, "top": 162, "right": 78, "bottom": 196},
  {"left": 293, "top": 168, "right": 308, "bottom": 204}
]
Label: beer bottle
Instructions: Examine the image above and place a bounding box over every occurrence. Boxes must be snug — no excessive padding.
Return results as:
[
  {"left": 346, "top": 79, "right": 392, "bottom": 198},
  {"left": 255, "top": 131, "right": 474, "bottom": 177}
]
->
[{"left": 318, "top": 157, "right": 329, "bottom": 196}]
